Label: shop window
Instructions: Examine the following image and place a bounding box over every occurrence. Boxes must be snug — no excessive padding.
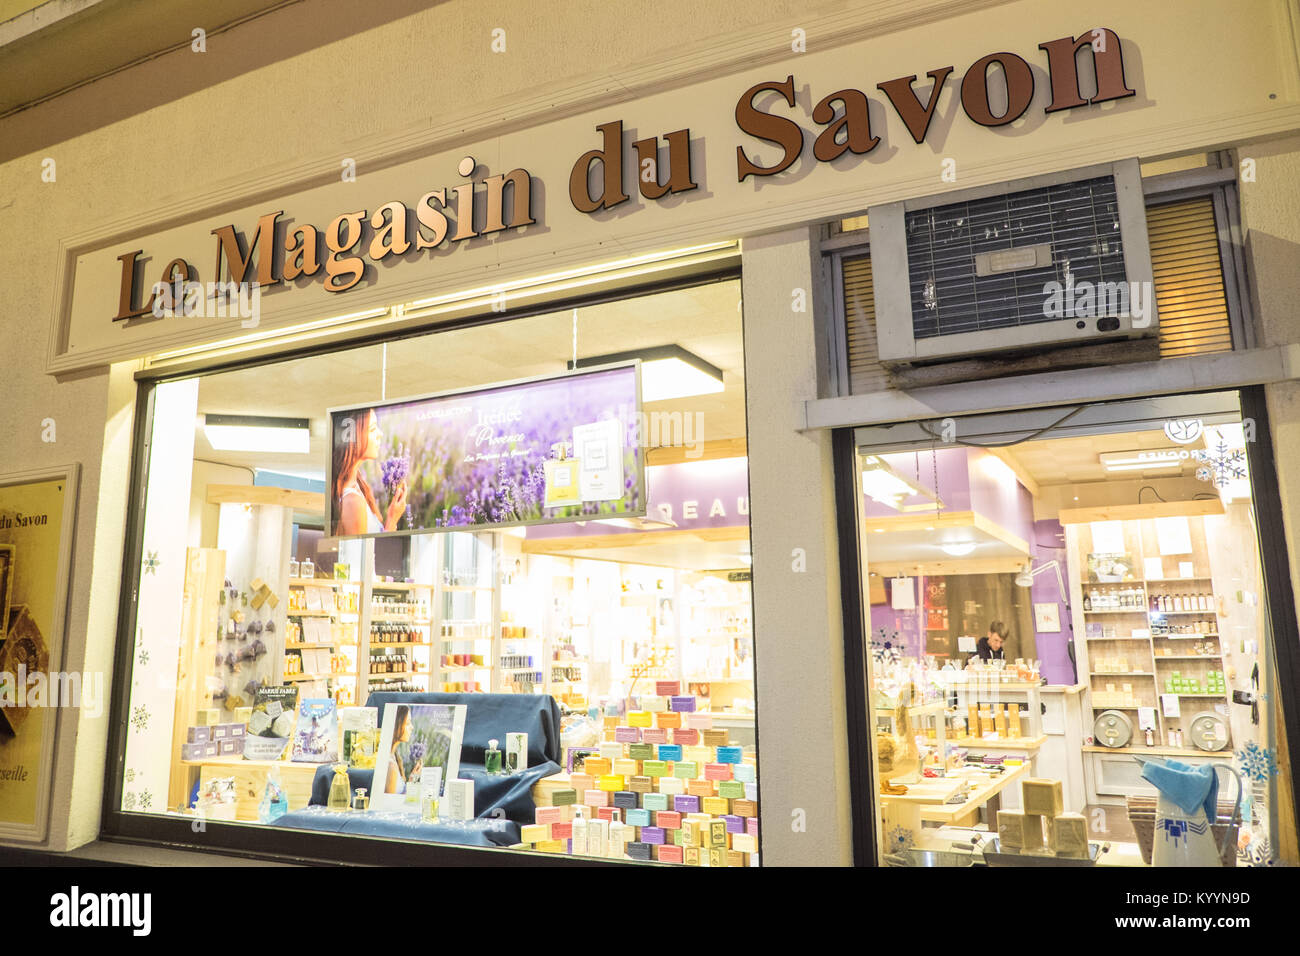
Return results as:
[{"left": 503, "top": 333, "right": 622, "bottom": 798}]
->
[
  {"left": 112, "top": 279, "right": 761, "bottom": 866},
  {"left": 851, "top": 392, "right": 1292, "bottom": 867}
]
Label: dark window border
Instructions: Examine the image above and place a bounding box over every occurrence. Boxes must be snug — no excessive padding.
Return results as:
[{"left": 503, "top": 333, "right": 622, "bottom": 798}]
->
[
  {"left": 100, "top": 266, "right": 745, "bottom": 866},
  {"left": 834, "top": 385, "right": 1300, "bottom": 865}
]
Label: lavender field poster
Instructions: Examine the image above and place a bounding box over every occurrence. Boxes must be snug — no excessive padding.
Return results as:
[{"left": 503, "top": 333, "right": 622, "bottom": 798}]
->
[
  {"left": 372, "top": 702, "right": 466, "bottom": 810},
  {"left": 329, "top": 365, "right": 643, "bottom": 537}
]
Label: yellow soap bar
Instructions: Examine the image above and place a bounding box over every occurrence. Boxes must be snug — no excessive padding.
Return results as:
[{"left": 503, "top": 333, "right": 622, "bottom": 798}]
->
[
  {"left": 521, "top": 823, "right": 549, "bottom": 843},
  {"left": 628, "top": 711, "right": 653, "bottom": 728},
  {"left": 613, "top": 758, "right": 639, "bottom": 777},
  {"left": 701, "top": 796, "right": 730, "bottom": 816},
  {"left": 536, "top": 839, "right": 565, "bottom": 853},
  {"left": 731, "top": 833, "right": 757, "bottom": 853},
  {"left": 598, "top": 774, "right": 624, "bottom": 792}
]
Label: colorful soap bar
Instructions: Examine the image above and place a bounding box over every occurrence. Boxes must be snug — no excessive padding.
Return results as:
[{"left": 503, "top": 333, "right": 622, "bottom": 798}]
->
[
  {"left": 583, "top": 789, "right": 610, "bottom": 807},
  {"left": 709, "top": 820, "right": 728, "bottom": 846},
  {"left": 671, "top": 727, "right": 700, "bottom": 746},
  {"left": 626, "top": 808, "right": 651, "bottom": 827},
  {"left": 683, "top": 745, "right": 712, "bottom": 764},
  {"left": 682, "top": 821, "right": 702, "bottom": 847},
  {"left": 613, "top": 758, "right": 639, "bottom": 777},
  {"left": 704, "top": 763, "right": 733, "bottom": 781},
  {"left": 595, "top": 805, "right": 619, "bottom": 822},
  {"left": 614, "top": 726, "right": 640, "bottom": 743},
  {"left": 727, "top": 850, "right": 746, "bottom": 868},
  {"left": 732, "top": 763, "right": 756, "bottom": 783},
  {"left": 1022, "top": 778, "right": 1064, "bottom": 818},
  {"left": 641, "top": 695, "right": 668, "bottom": 713},
  {"left": 598, "top": 774, "right": 624, "bottom": 792},
  {"left": 684, "top": 847, "right": 701, "bottom": 866},
  {"left": 718, "top": 780, "right": 745, "bottom": 799},
  {"left": 655, "top": 711, "right": 682, "bottom": 729},
  {"left": 743, "top": 782, "right": 758, "bottom": 802},
  {"left": 656, "top": 843, "right": 684, "bottom": 864},
  {"left": 627, "top": 711, "right": 652, "bottom": 728},
  {"left": 628, "top": 742, "right": 654, "bottom": 761},
  {"left": 626, "top": 842, "right": 653, "bottom": 861},
  {"left": 641, "top": 791, "right": 669, "bottom": 812},
  {"left": 702, "top": 796, "right": 730, "bottom": 816},
  {"left": 598, "top": 741, "right": 624, "bottom": 761},
  {"left": 746, "top": 817, "right": 759, "bottom": 837},
  {"left": 724, "top": 814, "right": 745, "bottom": 834},
  {"left": 687, "top": 779, "right": 715, "bottom": 797},
  {"left": 536, "top": 839, "right": 565, "bottom": 853},
  {"left": 629, "top": 775, "right": 653, "bottom": 794},
  {"left": 702, "top": 729, "right": 730, "bottom": 747},
  {"left": 674, "top": 794, "right": 701, "bottom": 814},
  {"left": 656, "top": 776, "right": 685, "bottom": 796},
  {"left": 551, "top": 821, "right": 573, "bottom": 841},
  {"left": 584, "top": 757, "right": 612, "bottom": 776},
  {"left": 641, "top": 826, "right": 666, "bottom": 845},
  {"left": 672, "top": 761, "right": 699, "bottom": 779},
  {"left": 657, "top": 744, "right": 683, "bottom": 762},
  {"left": 570, "top": 772, "right": 594, "bottom": 793},
  {"left": 731, "top": 833, "right": 758, "bottom": 854},
  {"left": 732, "top": 798, "right": 757, "bottom": 817},
  {"left": 535, "top": 806, "right": 563, "bottom": 825},
  {"left": 716, "top": 746, "right": 743, "bottom": 764},
  {"left": 521, "top": 823, "right": 549, "bottom": 843},
  {"left": 551, "top": 788, "right": 577, "bottom": 806},
  {"left": 642, "top": 760, "right": 668, "bottom": 778},
  {"left": 686, "top": 713, "right": 713, "bottom": 730},
  {"left": 669, "top": 696, "right": 697, "bottom": 712},
  {"left": 656, "top": 809, "right": 682, "bottom": 830},
  {"left": 708, "top": 847, "right": 726, "bottom": 867},
  {"left": 613, "top": 791, "right": 639, "bottom": 810},
  {"left": 655, "top": 680, "right": 681, "bottom": 697},
  {"left": 641, "top": 728, "right": 669, "bottom": 745}
]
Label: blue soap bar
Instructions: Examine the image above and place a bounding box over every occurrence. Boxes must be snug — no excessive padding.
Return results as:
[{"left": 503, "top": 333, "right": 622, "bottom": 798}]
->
[
  {"left": 732, "top": 763, "right": 756, "bottom": 782},
  {"left": 716, "top": 746, "right": 743, "bottom": 764},
  {"left": 641, "top": 791, "right": 669, "bottom": 812},
  {"left": 613, "top": 791, "right": 639, "bottom": 810},
  {"left": 626, "top": 842, "right": 653, "bottom": 861},
  {"left": 657, "top": 744, "right": 683, "bottom": 762},
  {"left": 625, "top": 808, "right": 651, "bottom": 827}
]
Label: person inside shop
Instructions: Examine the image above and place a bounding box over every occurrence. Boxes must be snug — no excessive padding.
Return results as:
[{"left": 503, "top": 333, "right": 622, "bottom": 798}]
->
[
  {"left": 384, "top": 705, "right": 422, "bottom": 795},
  {"left": 973, "top": 621, "right": 1008, "bottom": 662},
  {"left": 333, "top": 408, "right": 409, "bottom": 535}
]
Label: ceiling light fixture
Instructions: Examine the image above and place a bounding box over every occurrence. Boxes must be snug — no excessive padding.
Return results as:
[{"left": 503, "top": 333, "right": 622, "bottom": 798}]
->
[
  {"left": 860, "top": 455, "right": 941, "bottom": 512},
  {"left": 941, "top": 542, "right": 977, "bottom": 556},
  {"left": 203, "top": 414, "right": 310, "bottom": 453},
  {"left": 1099, "top": 450, "right": 1184, "bottom": 472},
  {"left": 569, "top": 345, "right": 724, "bottom": 402}
]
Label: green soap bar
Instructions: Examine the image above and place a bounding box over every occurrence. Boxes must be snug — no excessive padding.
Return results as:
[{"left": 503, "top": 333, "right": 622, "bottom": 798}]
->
[
  {"left": 641, "top": 792, "right": 669, "bottom": 811},
  {"left": 552, "top": 789, "right": 577, "bottom": 806},
  {"left": 673, "top": 761, "right": 698, "bottom": 779},
  {"left": 642, "top": 760, "right": 668, "bottom": 777},
  {"left": 718, "top": 780, "right": 745, "bottom": 799},
  {"left": 628, "top": 743, "right": 654, "bottom": 761}
]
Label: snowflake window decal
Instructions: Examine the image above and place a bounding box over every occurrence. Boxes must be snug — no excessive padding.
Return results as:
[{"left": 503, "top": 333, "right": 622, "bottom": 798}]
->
[
  {"left": 1236, "top": 742, "right": 1278, "bottom": 783},
  {"left": 1193, "top": 440, "right": 1247, "bottom": 488}
]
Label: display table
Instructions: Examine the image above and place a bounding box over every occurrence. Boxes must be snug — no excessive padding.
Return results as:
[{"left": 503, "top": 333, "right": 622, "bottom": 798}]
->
[
  {"left": 275, "top": 805, "right": 520, "bottom": 847},
  {"left": 181, "top": 757, "right": 318, "bottom": 822},
  {"left": 881, "top": 763, "right": 1031, "bottom": 848}
]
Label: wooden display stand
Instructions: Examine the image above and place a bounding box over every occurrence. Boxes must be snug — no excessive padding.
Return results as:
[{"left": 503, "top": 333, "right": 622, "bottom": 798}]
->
[
  {"left": 168, "top": 547, "right": 226, "bottom": 812},
  {"left": 181, "top": 757, "right": 318, "bottom": 822}
]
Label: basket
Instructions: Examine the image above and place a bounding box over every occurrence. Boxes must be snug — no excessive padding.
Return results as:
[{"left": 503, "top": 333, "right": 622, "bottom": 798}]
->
[{"left": 1126, "top": 796, "right": 1240, "bottom": 866}]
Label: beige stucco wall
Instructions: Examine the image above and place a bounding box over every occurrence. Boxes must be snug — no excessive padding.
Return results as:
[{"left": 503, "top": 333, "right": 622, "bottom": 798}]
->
[{"left": 3, "top": 0, "right": 1300, "bottom": 861}]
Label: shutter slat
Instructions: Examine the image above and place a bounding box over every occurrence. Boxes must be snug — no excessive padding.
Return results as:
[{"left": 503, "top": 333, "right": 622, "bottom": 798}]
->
[{"left": 1149, "top": 197, "right": 1234, "bottom": 358}]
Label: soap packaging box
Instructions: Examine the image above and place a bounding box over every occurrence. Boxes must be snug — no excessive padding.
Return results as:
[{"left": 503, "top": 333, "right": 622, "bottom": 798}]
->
[{"left": 445, "top": 778, "right": 476, "bottom": 820}]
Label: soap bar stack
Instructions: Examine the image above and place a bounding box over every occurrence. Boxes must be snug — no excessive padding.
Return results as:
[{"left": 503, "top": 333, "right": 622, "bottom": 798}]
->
[
  {"left": 522, "top": 690, "right": 759, "bottom": 865},
  {"left": 180, "top": 722, "right": 246, "bottom": 759},
  {"left": 996, "top": 778, "right": 1088, "bottom": 859}
]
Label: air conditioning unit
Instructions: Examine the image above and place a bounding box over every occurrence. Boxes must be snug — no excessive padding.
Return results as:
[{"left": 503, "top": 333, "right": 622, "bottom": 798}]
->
[{"left": 870, "top": 159, "right": 1157, "bottom": 365}]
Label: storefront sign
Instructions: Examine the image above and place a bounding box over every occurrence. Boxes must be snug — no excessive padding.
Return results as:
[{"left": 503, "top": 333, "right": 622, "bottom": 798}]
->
[
  {"left": 53, "top": 1, "right": 1300, "bottom": 371},
  {"left": 0, "top": 466, "right": 79, "bottom": 843},
  {"left": 327, "top": 365, "right": 643, "bottom": 537}
]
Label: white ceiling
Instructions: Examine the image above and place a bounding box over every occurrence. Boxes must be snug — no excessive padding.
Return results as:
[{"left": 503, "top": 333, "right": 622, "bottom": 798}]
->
[{"left": 193, "top": 280, "right": 745, "bottom": 480}]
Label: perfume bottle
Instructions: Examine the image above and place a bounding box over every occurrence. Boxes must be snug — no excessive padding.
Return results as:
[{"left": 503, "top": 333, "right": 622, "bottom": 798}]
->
[
  {"left": 419, "top": 768, "right": 442, "bottom": 823},
  {"left": 484, "top": 738, "right": 503, "bottom": 774},
  {"left": 327, "top": 764, "right": 351, "bottom": 810},
  {"left": 543, "top": 442, "right": 582, "bottom": 508},
  {"left": 353, "top": 788, "right": 369, "bottom": 811}
]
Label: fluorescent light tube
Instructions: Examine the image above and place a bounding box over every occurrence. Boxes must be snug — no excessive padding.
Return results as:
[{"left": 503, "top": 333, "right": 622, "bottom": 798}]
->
[{"left": 204, "top": 414, "right": 310, "bottom": 453}]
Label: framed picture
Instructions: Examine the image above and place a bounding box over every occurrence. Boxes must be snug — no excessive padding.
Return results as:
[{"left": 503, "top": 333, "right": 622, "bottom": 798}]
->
[
  {"left": 371, "top": 703, "right": 466, "bottom": 812},
  {"left": 1034, "top": 602, "right": 1062, "bottom": 633},
  {"left": 0, "top": 546, "right": 12, "bottom": 634},
  {"left": 0, "top": 465, "right": 79, "bottom": 843},
  {"left": 566, "top": 747, "right": 600, "bottom": 773}
]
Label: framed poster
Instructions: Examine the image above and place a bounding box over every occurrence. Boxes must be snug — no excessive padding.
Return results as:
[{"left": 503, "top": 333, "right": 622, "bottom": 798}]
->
[
  {"left": 371, "top": 702, "right": 467, "bottom": 811},
  {"left": 0, "top": 465, "right": 79, "bottom": 843},
  {"left": 327, "top": 364, "right": 644, "bottom": 538},
  {"left": 1034, "top": 602, "right": 1061, "bottom": 633}
]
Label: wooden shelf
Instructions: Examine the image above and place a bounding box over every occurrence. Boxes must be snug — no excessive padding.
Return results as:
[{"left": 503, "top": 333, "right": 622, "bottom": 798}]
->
[
  {"left": 1085, "top": 635, "right": 1153, "bottom": 641},
  {"left": 366, "top": 670, "right": 422, "bottom": 679},
  {"left": 288, "top": 610, "right": 335, "bottom": 618},
  {"left": 207, "top": 484, "right": 325, "bottom": 511},
  {"left": 1083, "top": 609, "right": 1149, "bottom": 614},
  {"left": 368, "top": 641, "right": 428, "bottom": 648},
  {"left": 1091, "top": 672, "right": 1156, "bottom": 677},
  {"left": 283, "top": 673, "right": 333, "bottom": 681},
  {"left": 371, "top": 581, "right": 435, "bottom": 590},
  {"left": 285, "top": 641, "right": 336, "bottom": 649},
  {"left": 370, "top": 616, "right": 431, "bottom": 624},
  {"left": 949, "top": 734, "right": 1047, "bottom": 751},
  {"left": 1155, "top": 655, "right": 1222, "bottom": 660},
  {"left": 1083, "top": 745, "right": 1227, "bottom": 756}
]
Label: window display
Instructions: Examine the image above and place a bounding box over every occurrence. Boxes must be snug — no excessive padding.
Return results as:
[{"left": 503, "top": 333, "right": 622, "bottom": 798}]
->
[
  {"left": 855, "top": 393, "right": 1287, "bottom": 867},
  {"left": 115, "top": 280, "right": 759, "bottom": 864}
]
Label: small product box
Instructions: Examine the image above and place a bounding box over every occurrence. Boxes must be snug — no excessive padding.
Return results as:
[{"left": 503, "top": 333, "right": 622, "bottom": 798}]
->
[
  {"left": 446, "top": 778, "right": 476, "bottom": 820},
  {"left": 185, "top": 726, "right": 212, "bottom": 744},
  {"left": 505, "top": 732, "right": 529, "bottom": 773},
  {"left": 180, "top": 741, "right": 219, "bottom": 761},
  {"left": 227, "top": 722, "right": 246, "bottom": 739},
  {"left": 217, "top": 737, "right": 242, "bottom": 756}
]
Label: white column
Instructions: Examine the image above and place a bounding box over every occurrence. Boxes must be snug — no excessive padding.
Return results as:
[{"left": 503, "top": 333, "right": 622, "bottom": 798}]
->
[{"left": 743, "top": 226, "right": 853, "bottom": 866}]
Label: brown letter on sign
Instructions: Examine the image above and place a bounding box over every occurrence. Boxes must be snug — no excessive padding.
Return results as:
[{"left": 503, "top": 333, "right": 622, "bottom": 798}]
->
[
  {"left": 735, "top": 75, "right": 803, "bottom": 182},
  {"left": 1039, "top": 29, "right": 1136, "bottom": 113},
  {"left": 960, "top": 52, "right": 1035, "bottom": 127},
  {"left": 877, "top": 68, "right": 954, "bottom": 145},
  {"left": 570, "top": 121, "right": 630, "bottom": 213}
]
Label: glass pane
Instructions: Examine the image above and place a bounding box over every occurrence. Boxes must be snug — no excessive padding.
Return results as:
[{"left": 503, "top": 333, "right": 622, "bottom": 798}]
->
[
  {"left": 117, "top": 279, "right": 761, "bottom": 865},
  {"left": 857, "top": 393, "right": 1290, "bottom": 867}
]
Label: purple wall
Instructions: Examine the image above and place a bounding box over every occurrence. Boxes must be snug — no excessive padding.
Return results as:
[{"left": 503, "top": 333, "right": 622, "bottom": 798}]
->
[
  {"left": 967, "top": 450, "right": 1035, "bottom": 548},
  {"left": 870, "top": 576, "right": 927, "bottom": 659},
  {"left": 863, "top": 448, "right": 971, "bottom": 517},
  {"left": 1030, "top": 517, "right": 1076, "bottom": 685}
]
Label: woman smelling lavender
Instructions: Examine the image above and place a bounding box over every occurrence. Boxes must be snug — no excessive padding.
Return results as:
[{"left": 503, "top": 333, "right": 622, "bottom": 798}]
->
[{"left": 333, "top": 409, "right": 409, "bottom": 536}]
